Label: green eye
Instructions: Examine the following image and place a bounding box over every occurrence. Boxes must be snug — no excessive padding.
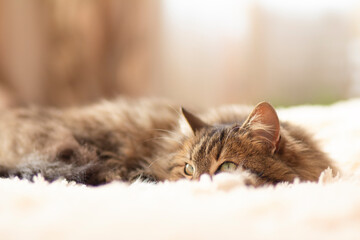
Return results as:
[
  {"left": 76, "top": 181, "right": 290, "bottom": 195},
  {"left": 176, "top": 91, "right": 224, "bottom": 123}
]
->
[
  {"left": 184, "top": 163, "right": 194, "bottom": 176},
  {"left": 218, "top": 162, "right": 237, "bottom": 173}
]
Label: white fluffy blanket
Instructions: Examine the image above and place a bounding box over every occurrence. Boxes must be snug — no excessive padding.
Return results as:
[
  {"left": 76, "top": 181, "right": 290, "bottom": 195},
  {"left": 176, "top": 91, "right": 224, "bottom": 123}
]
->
[{"left": 1, "top": 99, "right": 360, "bottom": 240}]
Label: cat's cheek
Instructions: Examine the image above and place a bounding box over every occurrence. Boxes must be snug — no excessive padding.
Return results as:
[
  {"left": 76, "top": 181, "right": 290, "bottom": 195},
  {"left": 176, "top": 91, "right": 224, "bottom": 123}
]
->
[
  {"left": 170, "top": 176, "right": 187, "bottom": 181},
  {"left": 167, "top": 170, "right": 187, "bottom": 181}
]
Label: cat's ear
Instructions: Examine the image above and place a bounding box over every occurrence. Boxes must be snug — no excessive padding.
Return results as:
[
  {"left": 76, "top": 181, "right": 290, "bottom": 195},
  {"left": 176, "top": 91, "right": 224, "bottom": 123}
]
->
[
  {"left": 242, "top": 102, "right": 280, "bottom": 154},
  {"left": 180, "top": 107, "right": 208, "bottom": 135}
]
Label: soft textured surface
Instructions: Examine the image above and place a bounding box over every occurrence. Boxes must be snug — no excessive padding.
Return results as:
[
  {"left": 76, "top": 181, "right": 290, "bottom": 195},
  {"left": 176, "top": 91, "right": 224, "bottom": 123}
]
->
[{"left": 1, "top": 99, "right": 360, "bottom": 240}]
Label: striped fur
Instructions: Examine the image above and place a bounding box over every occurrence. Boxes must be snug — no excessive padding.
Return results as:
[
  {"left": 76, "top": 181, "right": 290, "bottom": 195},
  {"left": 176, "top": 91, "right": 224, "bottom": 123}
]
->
[{"left": 0, "top": 98, "right": 336, "bottom": 186}]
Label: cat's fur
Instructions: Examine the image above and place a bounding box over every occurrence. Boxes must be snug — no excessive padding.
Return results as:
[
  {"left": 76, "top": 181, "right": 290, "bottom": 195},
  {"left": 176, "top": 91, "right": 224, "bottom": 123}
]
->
[{"left": 0, "top": 98, "right": 336, "bottom": 186}]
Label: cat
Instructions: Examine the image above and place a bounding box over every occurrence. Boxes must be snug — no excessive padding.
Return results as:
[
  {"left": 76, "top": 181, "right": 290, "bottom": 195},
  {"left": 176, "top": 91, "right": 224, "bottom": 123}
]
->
[{"left": 0, "top": 98, "right": 336, "bottom": 186}]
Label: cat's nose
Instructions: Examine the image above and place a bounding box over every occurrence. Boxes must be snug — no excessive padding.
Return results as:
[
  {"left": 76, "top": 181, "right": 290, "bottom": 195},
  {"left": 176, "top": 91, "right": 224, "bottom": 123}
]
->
[{"left": 192, "top": 172, "right": 202, "bottom": 180}]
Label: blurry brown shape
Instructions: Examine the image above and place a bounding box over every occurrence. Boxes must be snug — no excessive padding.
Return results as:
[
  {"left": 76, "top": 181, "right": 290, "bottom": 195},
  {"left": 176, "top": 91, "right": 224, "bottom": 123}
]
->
[
  {"left": 0, "top": 0, "right": 159, "bottom": 107},
  {"left": 0, "top": 1, "right": 356, "bottom": 109},
  {"left": 0, "top": 0, "right": 47, "bottom": 107}
]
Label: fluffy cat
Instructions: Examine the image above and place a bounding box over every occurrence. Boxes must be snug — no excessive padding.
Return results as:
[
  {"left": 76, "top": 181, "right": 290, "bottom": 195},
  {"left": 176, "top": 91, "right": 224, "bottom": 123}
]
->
[{"left": 0, "top": 98, "right": 336, "bottom": 186}]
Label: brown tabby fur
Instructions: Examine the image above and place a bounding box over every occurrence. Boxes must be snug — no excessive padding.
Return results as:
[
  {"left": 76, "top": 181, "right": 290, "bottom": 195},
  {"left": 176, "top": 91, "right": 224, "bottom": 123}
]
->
[{"left": 0, "top": 98, "right": 336, "bottom": 186}]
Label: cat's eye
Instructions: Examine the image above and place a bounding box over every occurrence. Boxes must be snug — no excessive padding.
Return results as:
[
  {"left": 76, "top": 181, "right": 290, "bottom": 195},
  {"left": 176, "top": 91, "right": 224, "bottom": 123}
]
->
[
  {"left": 217, "top": 162, "right": 237, "bottom": 173},
  {"left": 184, "top": 163, "right": 194, "bottom": 176}
]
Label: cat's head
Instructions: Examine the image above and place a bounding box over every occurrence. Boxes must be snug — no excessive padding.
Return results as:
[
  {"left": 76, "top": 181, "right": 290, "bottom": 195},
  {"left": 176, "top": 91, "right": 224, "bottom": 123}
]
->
[{"left": 169, "top": 102, "right": 296, "bottom": 185}]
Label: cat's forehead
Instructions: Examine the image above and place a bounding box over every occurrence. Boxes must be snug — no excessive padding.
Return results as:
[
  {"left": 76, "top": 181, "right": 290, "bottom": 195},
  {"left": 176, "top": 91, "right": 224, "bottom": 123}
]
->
[
  {"left": 194, "top": 123, "right": 240, "bottom": 140},
  {"left": 188, "top": 124, "right": 240, "bottom": 158},
  {"left": 185, "top": 122, "right": 262, "bottom": 164}
]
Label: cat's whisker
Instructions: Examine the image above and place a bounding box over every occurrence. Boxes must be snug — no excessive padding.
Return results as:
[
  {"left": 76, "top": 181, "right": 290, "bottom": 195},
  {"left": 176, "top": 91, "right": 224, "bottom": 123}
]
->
[
  {"left": 146, "top": 153, "right": 177, "bottom": 169},
  {"left": 166, "top": 103, "right": 182, "bottom": 117},
  {"left": 143, "top": 136, "right": 183, "bottom": 145},
  {"left": 147, "top": 156, "right": 164, "bottom": 169},
  {"left": 152, "top": 128, "right": 181, "bottom": 137}
]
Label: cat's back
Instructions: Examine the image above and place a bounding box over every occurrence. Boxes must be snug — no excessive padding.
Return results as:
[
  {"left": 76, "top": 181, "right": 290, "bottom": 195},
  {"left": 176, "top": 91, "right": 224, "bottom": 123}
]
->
[
  {"left": 0, "top": 98, "right": 180, "bottom": 167},
  {"left": 64, "top": 97, "right": 179, "bottom": 132},
  {"left": 0, "top": 106, "right": 66, "bottom": 166}
]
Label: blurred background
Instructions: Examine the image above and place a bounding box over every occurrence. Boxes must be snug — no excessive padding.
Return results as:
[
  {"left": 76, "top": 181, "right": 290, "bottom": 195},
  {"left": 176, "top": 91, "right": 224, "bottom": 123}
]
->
[{"left": 0, "top": 0, "right": 359, "bottom": 108}]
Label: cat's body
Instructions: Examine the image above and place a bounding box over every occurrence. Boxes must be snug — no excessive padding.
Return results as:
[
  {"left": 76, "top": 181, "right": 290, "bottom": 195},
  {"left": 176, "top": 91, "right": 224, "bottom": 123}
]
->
[{"left": 0, "top": 98, "right": 336, "bottom": 186}]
